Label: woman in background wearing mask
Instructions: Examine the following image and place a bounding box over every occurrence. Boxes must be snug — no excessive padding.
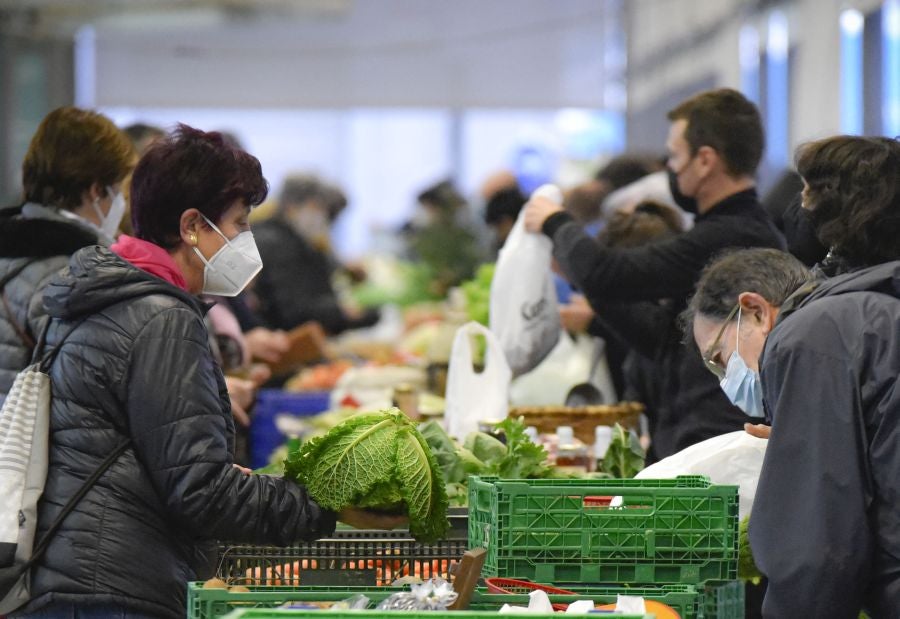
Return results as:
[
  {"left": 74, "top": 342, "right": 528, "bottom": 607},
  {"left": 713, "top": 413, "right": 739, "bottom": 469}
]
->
[
  {"left": 14, "top": 126, "right": 402, "bottom": 619},
  {"left": 0, "top": 107, "right": 134, "bottom": 405}
]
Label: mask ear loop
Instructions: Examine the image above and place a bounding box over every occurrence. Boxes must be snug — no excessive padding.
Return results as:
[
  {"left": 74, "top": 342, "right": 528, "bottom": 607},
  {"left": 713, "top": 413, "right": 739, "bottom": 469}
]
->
[
  {"left": 91, "top": 195, "right": 105, "bottom": 223},
  {"left": 201, "top": 214, "right": 232, "bottom": 245},
  {"left": 735, "top": 307, "right": 743, "bottom": 356},
  {"left": 192, "top": 214, "right": 230, "bottom": 266}
]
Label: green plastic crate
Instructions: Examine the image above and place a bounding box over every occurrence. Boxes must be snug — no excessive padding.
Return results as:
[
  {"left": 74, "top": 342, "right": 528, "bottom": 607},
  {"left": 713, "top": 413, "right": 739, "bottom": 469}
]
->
[
  {"left": 219, "top": 611, "right": 655, "bottom": 619},
  {"left": 188, "top": 584, "right": 394, "bottom": 619},
  {"left": 702, "top": 581, "right": 745, "bottom": 619},
  {"left": 482, "top": 583, "right": 703, "bottom": 619},
  {"left": 469, "top": 475, "right": 738, "bottom": 585},
  {"left": 187, "top": 583, "right": 663, "bottom": 619}
]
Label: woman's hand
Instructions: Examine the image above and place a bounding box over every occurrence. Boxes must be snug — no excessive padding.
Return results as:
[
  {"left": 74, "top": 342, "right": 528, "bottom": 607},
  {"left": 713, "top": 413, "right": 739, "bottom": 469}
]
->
[
  {"left": 338, "top": 507, "right": 409, "bottom": 531},
  {"left": 245, "top": 327, "right": 290, "bottom": 363},
  {"left": 225, "top": 376, "right": 256, "bottom": 427},
  {"left": 524, "top": 196, "right": 564, "bottom": 233}
]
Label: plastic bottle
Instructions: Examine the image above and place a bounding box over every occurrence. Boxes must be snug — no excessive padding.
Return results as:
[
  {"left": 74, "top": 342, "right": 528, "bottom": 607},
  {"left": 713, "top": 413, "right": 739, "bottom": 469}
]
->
[
  {"left": 554, "top": 425, "right": 590, "bottom": 475},
  {"left": 392, "top": 384, "right": 420, "bottom": 421}
]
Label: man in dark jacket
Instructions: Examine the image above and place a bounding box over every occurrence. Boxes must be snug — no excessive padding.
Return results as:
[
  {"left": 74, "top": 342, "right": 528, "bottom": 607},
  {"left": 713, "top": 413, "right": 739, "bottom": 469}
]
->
[
  {"left": 690, "top": 249, "right": 900, "bottom": 618},
  {"left": 524, "top": 88, "right": 785, "bottom": 458}
]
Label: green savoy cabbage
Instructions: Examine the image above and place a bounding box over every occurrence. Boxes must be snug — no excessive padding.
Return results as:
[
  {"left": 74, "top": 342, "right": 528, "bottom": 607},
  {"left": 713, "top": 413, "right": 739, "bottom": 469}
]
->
[{"left": 284, "top": 408, "right": 450, "bottom": 542}]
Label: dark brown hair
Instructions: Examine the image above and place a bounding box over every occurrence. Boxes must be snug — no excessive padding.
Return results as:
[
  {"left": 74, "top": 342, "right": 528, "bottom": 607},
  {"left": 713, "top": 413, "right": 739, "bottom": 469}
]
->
[
  {"left": 667, "top": 88, "right": 764, "bottom": 178},
  {"left": 795, "top": 135, "right": 900, "bottom": 266},
  {"left": 22, "top": 107, "right": 135, "bottom": 210},
  {"left": 598, "top": 200, "right": 684, "bottom": 249},
  {"left": 130, "top": 124, "right": 268, "bottom": 249}
]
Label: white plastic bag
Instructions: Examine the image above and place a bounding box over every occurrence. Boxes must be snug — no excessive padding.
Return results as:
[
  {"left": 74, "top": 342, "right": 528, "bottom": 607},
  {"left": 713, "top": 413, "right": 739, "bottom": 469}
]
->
[
  {"left": 636, "top": 430, "right": 767, "bottom": 519},
  {"left": 444, "top": 322, "right": 511, "bottom": 440},
  {"left": 509, "top": 333, "right": 615, "bottom": 407},
  {"left": 490, "top": 185, "right": 561, "bottom": 377}
]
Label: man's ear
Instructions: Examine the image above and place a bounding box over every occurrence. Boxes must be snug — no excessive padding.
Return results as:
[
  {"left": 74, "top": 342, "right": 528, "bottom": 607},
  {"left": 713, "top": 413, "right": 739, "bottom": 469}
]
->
[
  {"left": 738, "top": 291, "right": 779, "bottom": 335},
  {"left": 695, "top": 145, "right": 720, "bottom": 177}
]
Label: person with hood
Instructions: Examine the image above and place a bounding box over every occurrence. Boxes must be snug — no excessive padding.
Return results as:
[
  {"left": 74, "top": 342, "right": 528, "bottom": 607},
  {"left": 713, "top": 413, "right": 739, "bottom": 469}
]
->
[
  {"left": 523, "top": 88, "right": 785, "bottom": 458},
  {"left": 0, "top": 107, "right": 135, "bottom": 405},
  {"left": 14, "top": 126, "right": 402, "bottom": 619},
  {"left": 688, "top": 136, "right": 900, "bottom": 617}
]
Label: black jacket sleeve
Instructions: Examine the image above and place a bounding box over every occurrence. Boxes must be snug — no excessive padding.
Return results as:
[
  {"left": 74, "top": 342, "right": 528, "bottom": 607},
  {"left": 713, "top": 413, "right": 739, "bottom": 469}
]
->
[
  {"left": 543, "top": 212, "right": 717, "bottom": 303},
  {"left": 752, "top": 318, "right": 872, "bottom": 618},
  {"left": 123, "top": 307, "right": 337, "bottom": 545},
  {"left": 588, "top": 301, "right": 675, "bottom": 359}
]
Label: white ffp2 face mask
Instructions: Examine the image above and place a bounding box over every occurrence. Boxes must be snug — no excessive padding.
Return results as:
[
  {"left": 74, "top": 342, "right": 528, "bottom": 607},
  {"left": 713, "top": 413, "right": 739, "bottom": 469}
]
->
[
  {"left": 192, "top": 215, "right": 263, "bottom": 297},
  {"left": 92, "top": 186, "right": 127, "bottom": 241}
]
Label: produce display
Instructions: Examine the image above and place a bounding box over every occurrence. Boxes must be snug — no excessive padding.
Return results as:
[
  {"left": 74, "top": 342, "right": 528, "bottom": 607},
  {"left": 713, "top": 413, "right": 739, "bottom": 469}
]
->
[
  {"left": 596, "top": 423, "right": 646, "bottom": 479},
  {"left": 351, "top": 259, "right": 443, "bottom": 308},
  {"left": 284, "top": 408, "right": 449, "bottom": 542},
  {"left": 285, "top": 360, "right": 354, "bottom": 392},
  {"left": 418, "top": 417, "right": 555, "bottom": 506},
  {"left": 460, "top": 263, "right": 494, "bottom": 326}
]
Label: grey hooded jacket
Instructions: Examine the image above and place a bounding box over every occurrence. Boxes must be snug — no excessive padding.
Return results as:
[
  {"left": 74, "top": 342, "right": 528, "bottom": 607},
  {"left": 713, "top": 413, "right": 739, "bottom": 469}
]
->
[{"left": 752, "top": 260, "right": 900, "bottom": 618}]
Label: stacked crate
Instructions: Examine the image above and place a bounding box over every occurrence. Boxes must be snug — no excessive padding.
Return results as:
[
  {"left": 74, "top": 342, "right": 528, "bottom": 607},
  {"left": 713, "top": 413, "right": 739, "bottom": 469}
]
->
[{"left": 468, "top": 475, "right": 744, "bottom": 618}]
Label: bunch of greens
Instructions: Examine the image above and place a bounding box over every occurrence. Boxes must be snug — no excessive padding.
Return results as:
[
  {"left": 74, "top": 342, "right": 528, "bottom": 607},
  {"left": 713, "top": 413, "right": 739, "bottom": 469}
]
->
[
  {"left": 460, "top": 263, "right": 495, "bottom": 326},
  {"left": 738, "top": 515, "right": 762, "bottom": 583},
  {"left": 595, "top": 423, "right": 646, "bottom": 479},
  {"left": 418, "top": 416, "right": 554, "bottom": 506},
  {"left": 284, "top": 408, "right": 449, "bottom": 542},
  {"left": 352, "top": 261, "right": 442, "bottom": 308}
]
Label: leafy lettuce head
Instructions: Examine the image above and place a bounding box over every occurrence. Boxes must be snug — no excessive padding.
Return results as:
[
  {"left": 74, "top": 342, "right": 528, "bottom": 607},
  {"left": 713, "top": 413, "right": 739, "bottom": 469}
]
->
[{"left": 285, "top": 408, "right": 450, "bottom": 542}]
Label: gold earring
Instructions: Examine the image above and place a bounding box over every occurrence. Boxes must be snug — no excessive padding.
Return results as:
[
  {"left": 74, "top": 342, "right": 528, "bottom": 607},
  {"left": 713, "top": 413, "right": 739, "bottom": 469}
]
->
[{"left": 189, "top": 233, "right": 198, "bottom": 245}]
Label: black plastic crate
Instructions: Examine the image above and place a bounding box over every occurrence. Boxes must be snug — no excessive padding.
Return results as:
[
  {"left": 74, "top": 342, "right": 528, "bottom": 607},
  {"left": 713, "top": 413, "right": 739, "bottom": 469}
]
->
[{"left": 216, "top": 510, "right": 467, "bottom": 587}]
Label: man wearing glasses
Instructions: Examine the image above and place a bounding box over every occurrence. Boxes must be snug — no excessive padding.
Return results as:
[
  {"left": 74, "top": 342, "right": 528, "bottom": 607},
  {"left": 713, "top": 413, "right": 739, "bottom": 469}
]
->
[{"left": 688, "top": 246, "right": 900, "bottom": 618}]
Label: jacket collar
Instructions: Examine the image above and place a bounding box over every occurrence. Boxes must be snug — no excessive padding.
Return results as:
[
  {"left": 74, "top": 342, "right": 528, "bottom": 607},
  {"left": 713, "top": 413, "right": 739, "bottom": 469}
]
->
[{"left": 0, "top": 204, "right": 99, "bottom": 258}]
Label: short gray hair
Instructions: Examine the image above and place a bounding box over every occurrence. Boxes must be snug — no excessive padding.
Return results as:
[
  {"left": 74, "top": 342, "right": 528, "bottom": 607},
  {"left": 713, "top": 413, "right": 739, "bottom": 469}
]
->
[{"left": 685, "top": 248, "right": 813, "bottom": 326}]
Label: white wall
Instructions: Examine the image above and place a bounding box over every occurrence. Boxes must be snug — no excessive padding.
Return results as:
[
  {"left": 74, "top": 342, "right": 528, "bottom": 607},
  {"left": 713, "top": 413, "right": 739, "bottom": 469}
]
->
[
  {"left": 89, "top": 0, "right": 624, "bottom": 109},
  {"left": 626, "top": 0, "right": 886, "bottom": 157}
]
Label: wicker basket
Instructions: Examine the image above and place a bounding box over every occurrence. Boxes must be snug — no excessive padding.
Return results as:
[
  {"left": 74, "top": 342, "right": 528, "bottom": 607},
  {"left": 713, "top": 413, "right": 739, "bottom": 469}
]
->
[{"left": 509, "top": 402, "right": 644, "bottom": 444}]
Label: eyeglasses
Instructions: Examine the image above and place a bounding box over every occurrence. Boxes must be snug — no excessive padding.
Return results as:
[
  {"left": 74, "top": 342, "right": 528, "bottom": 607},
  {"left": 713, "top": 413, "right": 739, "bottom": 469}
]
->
[{"left": 702, "top": 303, "right": 740, "bottom": 380}]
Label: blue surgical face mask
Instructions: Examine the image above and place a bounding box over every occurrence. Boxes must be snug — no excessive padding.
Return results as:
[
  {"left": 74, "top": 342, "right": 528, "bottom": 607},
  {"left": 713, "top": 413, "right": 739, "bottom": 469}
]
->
[{"left": 719, "top": 308, "right": 766, "bottom": 418}]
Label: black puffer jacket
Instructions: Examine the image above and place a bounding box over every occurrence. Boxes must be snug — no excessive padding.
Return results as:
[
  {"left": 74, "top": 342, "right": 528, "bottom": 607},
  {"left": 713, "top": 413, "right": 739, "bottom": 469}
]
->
[
  {"left": 21, "top": 246, "right": 336, "bottom": 619},
  {"left": 0, "top": 204, "right": 98, "bottom": 404}
]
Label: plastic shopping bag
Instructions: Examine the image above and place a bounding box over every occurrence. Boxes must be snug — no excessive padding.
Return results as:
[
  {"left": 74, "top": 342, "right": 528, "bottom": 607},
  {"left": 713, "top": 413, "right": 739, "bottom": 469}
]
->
[
  {"left": 509, "top": 333, "right": 616, "bottom": 407},
  {"left": 444, "top": 322, "right": 511, "bottom": 440},
  {"left": 636, "top": 430, "right": 767, "bottom": 519},
  {"left": 490, "top": 184, "right": 561, "bottom": 377}
]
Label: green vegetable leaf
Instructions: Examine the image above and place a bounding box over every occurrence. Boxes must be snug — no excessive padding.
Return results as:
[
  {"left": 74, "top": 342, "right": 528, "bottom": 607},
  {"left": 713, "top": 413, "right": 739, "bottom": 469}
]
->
[
  {"left": 599, "top": 423, "right": 645, "bottom": 479},
  {"left": 463, "top": 432, "right": 506, "bottom": 464},
  {"left": 285, "top": 409, "right": 449, "bottom": 542},
  {"left": 739, "top": 515, "right": 762, "bottom": 583},
  {"left": 490, "top": 417, "right": 552, "bottom": 479}
]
